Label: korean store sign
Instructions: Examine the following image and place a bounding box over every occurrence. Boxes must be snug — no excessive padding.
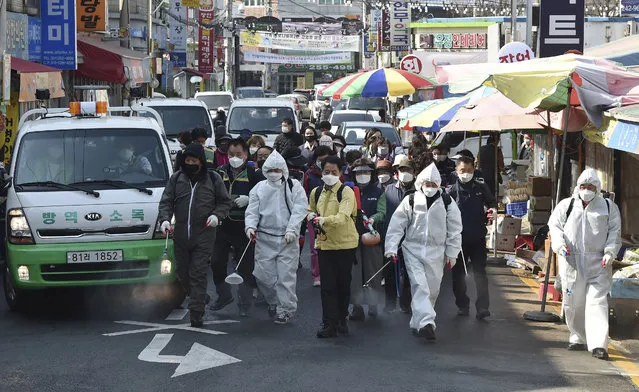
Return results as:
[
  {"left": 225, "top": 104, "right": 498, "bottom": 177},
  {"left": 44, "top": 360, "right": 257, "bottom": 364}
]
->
[
  {"left": 539, "top": 0, "right": 584, "bottom": 58},
  {"left": 41, "top": 0, "right": 77, "bottom": 69},
  {"left": 198, "top": 9, "right": 215, "bottom": 73},
  {"left": 76, "top": 0, "right": 107, "bottom": 32},
  {"left": 170, "top": 1, "right": 187, "bottom": 67},
  {"left": 389, "top": 1, "right": 411, "bottom": 51},
  {"left": 6, "top": 12, "right": 28, "bottom": 61}
]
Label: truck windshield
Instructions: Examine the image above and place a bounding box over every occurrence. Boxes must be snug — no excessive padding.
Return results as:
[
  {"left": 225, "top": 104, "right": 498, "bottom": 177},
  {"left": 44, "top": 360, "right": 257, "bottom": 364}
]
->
[
  {"left": 196, "top": 95, "right": 233, "bottom": 110},
  {"left": 14, "top": 128, "right": 169, "bottom": 189},
  {"left": 141, "top": 106, "right": 212, "bottom": 138},
  {"left": 348, "top": 97, "right": 386, "bottom": 110},
  {"left": 228, "top": 107, "right": 295, "bottom": 134}
]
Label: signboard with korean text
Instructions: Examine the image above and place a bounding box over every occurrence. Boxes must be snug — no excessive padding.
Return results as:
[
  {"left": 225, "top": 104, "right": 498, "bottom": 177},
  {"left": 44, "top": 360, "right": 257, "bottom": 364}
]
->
[
  {"left": 28, "top": 17, "right": 42, "bottom": 62},
  {"left": 244, "top": 51, "right": 351, "bottom": 65},
  {"left": 278, "top": 63, "right": 356, "bottom": 73},
  {"left": 389, "top": 1, "right": 410, "bottom": 51},
  {"left": 497, "top": 42, "right": 533, "bottom": 63},
  {"left": 6, "top": 12, "right": 28, "bottom": 61},
  {"left": 282, "top": 22, "right": 342, "bottom": 35},
  {"left": 368, "top": 9, "right": 381, "bottom": 56},
  {"left": 170, "top": 0, "right": 187, "bottom": 67},
  {"left": 379, "top": 9, "right": 391, "bottom": 51},
  {"left": 239, "top": 31, "right": 359, "bottom": 52},
  {"left": 198, "top": 9, "right": 215, "bottom": 73},
  {"left": 418, "top": 33, "right": 487, "bottom": 50},
  {"left": 181, "top": 0, "right": 199, "bottom": 6},
  {"left": 76, "top": 0, "right": 107, "bottom": 32},
  {"left": 1, "top": 93, "right": 19, "bottom": 167},
  {"left": 622, "top": 0, "right": 639, "bottom": 15},
  {"left": 41, "top": 0, "right": 77, "bottom": 69},
  {"left": 540, "top": 0, "right": 584, "bottom": 58},
  {"left": 2, "top": 54, "right": 10, "bottom": 104}
]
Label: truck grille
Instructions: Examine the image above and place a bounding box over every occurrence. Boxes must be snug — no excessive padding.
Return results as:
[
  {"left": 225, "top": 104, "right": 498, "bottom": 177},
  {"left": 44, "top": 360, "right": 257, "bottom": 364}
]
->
[
  {"left": 38, "top": 225, "right": 150, "bottom": 238},
  {"left": 40, "top": 261, "right": 150, "bottom": 281}
]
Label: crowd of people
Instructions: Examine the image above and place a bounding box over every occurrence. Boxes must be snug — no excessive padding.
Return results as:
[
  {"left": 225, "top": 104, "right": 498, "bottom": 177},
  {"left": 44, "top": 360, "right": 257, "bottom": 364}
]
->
[{"left": 158, "top": 121, "right": 621, "bottom": 360}]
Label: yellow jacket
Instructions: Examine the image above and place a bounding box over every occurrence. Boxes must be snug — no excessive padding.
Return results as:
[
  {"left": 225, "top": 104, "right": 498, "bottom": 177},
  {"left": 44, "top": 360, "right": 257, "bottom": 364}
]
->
[{"left": 309, "top": 182, "right": 359, "bottom": 250}]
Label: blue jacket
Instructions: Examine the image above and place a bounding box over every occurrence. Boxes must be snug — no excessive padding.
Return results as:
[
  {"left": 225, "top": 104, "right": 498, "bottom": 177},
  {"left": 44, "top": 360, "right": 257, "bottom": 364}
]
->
[
  {"left": 447, "top": 178, "right": 497, "bottom": 243},
  {"left": 357, "top": 180, "right": 385, "bottom": 235}
]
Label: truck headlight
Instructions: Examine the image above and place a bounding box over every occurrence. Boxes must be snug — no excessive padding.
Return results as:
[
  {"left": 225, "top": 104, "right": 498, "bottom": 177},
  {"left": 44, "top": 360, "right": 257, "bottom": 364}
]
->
[{"left": 8, "top": 209, "right": 34, "bottom": 244}]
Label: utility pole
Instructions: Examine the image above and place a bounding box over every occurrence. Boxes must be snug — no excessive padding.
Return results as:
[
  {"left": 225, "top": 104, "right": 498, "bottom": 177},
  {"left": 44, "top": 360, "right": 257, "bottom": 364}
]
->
[
  {"left": 510, "top": 0, "right": 517, "bottom": 42},
  {"left": 265, "top": 0, "right": 272, "bottom": 91},
  {"left": 147, "top": 0, "right": 155, "bottom": 96},
  {"left": 362, "top": 1, "right": 367, "bottom": 70},
  {"left": 224, "top": 0, "right": 233, "bottom": 92}
]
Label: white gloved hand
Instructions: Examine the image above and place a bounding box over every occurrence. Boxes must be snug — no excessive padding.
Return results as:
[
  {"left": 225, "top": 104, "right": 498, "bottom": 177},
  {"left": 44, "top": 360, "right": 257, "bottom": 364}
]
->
[
  {"left": 602, "top": 253, "right": 613, "bottom": 268},
  {"left": 234, "top": 195, "right": 249, "bottom": 208},
  {"left": 307, "top": 212, "right": 317, "bottom": 222},
  {"left": 446, "top": 257, "right": 457, "bottom": 270},
  {"left": 285, "top": 232, "right": 297, "bottom": 244},
  {"left": 313, "top": 217, "right": 325, "bottom": 227},
  {"left": 385, "top": 252, "right": 397, "bottom": 259},
  {"left": 206, "top": 215, "right": 219, "bottom": 228},
  {"left": 246, "top": 228, "right": 256, "bottom": 240},
  {"left": 160, "top": 221, "right": 171, "bottom": 234}
]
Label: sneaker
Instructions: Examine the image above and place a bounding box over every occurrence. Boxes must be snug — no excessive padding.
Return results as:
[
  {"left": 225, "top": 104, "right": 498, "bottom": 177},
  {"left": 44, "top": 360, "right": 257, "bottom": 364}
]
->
[
  {"left": 349, "top": 305, "right": 365, "bottom": 321},
  {"left": 368, "top": 305, "right": 378, "bottom": 318},
  {"left": 313, "top": 279, "right": 321, "bottom": 287},
  {"left": 568, "top": 343, "right": 587, "bottom": 351},
  {"left": 267, "top": 305, "right": 277, "bottom": 318},
  {"left": 592, "top": 348, "right": 609, "bottom": 360},
  {"left": 210, "top": 296, "right": 234, "bottom": 311},
  {"left": 190, "top": 311, "right": 204, "bottom": 328},
  {"left": 337, "top": 319, "right": 349, "bottom": 335},
  {"left": 419, "top": 324, "right": 436, "bottom": 342},
  {"left": 274, "top": 313, "right": 292, "bottom": 325},
  {"left": 457, "top": 308, "right": 470, "bottom": 317},
  {"left": 476, "top": 309, "right": 491, "bottom": 320},
  {"left": 239, "top": 306, "right": 250, "bottom": 318},
  {"left": 316, "top": 323, "right": 337, "bottom": 339}
]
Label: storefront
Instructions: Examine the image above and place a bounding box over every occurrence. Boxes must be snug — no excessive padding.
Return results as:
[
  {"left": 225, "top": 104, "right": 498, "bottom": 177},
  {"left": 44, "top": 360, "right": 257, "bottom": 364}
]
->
[{"left": 276, "top": 63, "right": 356, "bottom": 94}]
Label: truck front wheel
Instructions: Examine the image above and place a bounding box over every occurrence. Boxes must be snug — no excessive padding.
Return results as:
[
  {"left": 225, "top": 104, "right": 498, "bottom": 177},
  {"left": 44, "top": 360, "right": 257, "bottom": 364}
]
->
[{"left": 3, "top": 265, "right": 28, "bottom": 311}]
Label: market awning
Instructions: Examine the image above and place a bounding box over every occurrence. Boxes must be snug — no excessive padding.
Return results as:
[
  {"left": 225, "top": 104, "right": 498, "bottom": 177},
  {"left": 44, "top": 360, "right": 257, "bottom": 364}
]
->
[
  {"left": 585, "top": 106, "right": 639, "bottom": 154},
  {"left": 182, "top": 68, "right": 211, "bottom": 79},
  {"left": 76, "top": 36, "right": 151, "bottom": 85},
  {"left": 10, "top": 57, "right": 65, "bottom": 102},
  {"left": 585, "top": 34, "right": 639, "bottom": 67}
]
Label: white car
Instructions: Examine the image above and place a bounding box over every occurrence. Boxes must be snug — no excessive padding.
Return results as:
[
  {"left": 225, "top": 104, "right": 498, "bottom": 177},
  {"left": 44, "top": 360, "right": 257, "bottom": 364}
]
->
[
  {"left": 328, "top": 110, "right": 375, "bottom": 133},
  {"left": 311, "top": 84, "right": 329, "bottom": 121},
  {"left": 335, "top": 121, "right": 404, "bottom": 156},
  {"left": 194, "top": 91, "right": 234, "bottom": 119},
  {"left": 138, "top": 98, "right": 215, "bottom": 161},
  {"left": 226, "top": 98, "right": 300, "bottom": 147},
  {"left": 345, "top": 97, "right": 389, "bottom": 122}
]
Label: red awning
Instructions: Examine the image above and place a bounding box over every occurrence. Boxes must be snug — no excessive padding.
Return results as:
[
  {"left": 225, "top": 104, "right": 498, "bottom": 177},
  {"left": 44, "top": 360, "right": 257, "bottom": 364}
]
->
[
  {"left": 10, "top": 57, "right": 61, "bottom": 73},
  {"left": 183, "top": 68, "right": 211, "bottom": 79},
  {"left": 76, "top": 36, "right": 148, "bottom": 84}
]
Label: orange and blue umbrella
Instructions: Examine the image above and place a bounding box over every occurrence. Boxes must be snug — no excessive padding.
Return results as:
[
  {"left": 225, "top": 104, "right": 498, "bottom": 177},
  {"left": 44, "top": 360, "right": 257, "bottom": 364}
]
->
[{"left": 320, "top": 68, "right": 436, "bottom": 99}]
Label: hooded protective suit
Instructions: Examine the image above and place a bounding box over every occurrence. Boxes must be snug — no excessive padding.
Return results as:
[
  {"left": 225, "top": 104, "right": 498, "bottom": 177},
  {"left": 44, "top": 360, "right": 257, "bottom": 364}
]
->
[
  {"left": 385, "top": 164, "right": 463, "bottom": 330},
  {"left": 548, "top": 168, "right": 621, "bottom": 351},
  {"left": 245, "top": 151, "right": 309, "bottom": 317}
]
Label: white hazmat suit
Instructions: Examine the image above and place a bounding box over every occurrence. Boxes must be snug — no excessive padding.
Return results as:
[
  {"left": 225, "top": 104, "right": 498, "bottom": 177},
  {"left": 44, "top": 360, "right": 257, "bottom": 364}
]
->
[
  {"left": 385, "top": 164, "right": 463, "bottom": 331},
  {"left": 548, "top": 169, "right": 621, "bottom": 351},
  {"left": 245, "top": 151, "right": 309, "bottom": 318}
]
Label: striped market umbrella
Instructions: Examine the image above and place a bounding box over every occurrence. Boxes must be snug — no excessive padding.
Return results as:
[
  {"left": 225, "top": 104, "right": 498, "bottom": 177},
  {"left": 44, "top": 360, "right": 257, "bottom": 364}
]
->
[{"left": 320, "top": 68, "right": 436, "bottom": 99}]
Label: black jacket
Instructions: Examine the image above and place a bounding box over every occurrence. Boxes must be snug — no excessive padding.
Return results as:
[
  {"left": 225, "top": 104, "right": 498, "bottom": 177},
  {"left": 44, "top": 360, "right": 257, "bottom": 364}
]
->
[
  {"left": 274, "top": 132, "right": 304, "bottom": 153},
  {"left": 447, "top": 178, "right": 497, "bottom": 243}
]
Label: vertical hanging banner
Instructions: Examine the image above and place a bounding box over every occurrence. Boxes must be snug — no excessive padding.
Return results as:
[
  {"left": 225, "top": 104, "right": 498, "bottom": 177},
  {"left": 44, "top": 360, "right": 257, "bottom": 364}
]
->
[
  {"left": 389, "top": 1, "right": 411, "bottom": 51},
  {"left": 380, "top": 9, "right": 391, "bottom": 51},
  {"left": 76, "top": 0, "right": 107, "bottom": 32},
  {"left": 28, "top": 17, "right": 42, "bottom": 62},
  {"left": 170, "top": 1, "right": 187, "bottom": 67},
  {"left": 539, "top": 0, "right": 584, "bottom": 58},
  {"left": 41, "top": 0, "right": 77, "bottom": 69},
  {"left": 198, "top": 8, "right": 215, "bottom": 73},
  {"left": 1, "top": 93, "right": 19, "bottom": 167}
]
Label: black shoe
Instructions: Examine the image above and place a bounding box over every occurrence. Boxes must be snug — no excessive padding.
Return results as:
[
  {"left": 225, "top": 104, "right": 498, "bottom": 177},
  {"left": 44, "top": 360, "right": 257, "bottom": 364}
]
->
[
  {"left": 190, "top": 311, "right": 204, "bottom": 328},
  {"left": 457, "top": 308, "right": 470, "bottom": 317},
  {"left": 368, "top": 305, "right": 378, "bottom": 318},
  {"left": 418, "top": 324, "right": 436, "bottom": 342},
  {"left": 476, "top": 309, "right": 491, "bottom": 320},
  {"left": 210, "top": 296, "right": 234, "bottom": 311},
  {"left": 400, "top": 305, "right": 412, "bottom": 314},
  {"left": 349, "top": 305, "right": 365, "bottom": 321},
  {"left": 316, "top": 324, "right": 337, "bottom": 338},
  {"left": 411, "top": 328, "right": 419, "bottom": 337},
  {"left": 267, "top": 305, "right": 277, "bottom": 318},
  {"left": 592, "top": 348, "right": 609, "bottom": 360},
  {"left": 337, "top": 319, "right": 349, "bottom": 335},
  {"left": 568, "top": 343, "right": 587, "bottom": 351}
]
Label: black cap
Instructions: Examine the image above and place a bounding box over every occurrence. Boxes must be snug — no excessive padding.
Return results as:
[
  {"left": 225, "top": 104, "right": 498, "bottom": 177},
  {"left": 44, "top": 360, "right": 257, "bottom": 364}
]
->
[
  {"left": 282, "top": 146, "right": 307, "bottom": 168},
  {"left": 191, "top": 127, "right": 208, "bottom": 140},
  {"left": 183, "top": 143, "right": 206, "bottom": 167}
]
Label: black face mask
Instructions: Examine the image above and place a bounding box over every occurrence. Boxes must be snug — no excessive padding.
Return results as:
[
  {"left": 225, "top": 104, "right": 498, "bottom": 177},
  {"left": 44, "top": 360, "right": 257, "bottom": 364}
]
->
[
  {"left": 257, "top": 160, "right": 266, "bottom": 168},
  {"left": 305, "top": 136, "right": 316, "bottom": 142},
  {"left": 183, "top": 163, "right": 200, "bottom": 176}
]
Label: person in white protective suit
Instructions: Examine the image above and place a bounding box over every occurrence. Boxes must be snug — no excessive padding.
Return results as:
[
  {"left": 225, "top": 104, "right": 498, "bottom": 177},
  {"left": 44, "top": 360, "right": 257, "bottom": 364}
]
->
[
  {"left": 548, "top": 168, "right": 621, "bottom": 360},
  {"left": 245, "top": 151, "right": 309, "bottom": 325},
  {"left": 384, "top": 163, "right": 463, "bottom": 341}
]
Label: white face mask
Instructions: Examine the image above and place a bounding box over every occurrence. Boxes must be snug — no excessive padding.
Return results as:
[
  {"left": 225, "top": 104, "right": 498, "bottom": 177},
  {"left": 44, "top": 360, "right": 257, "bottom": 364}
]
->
[
  {"left": 120, "top": 149, "right": 134, "bottom": 162},
  {"left": 579, "top": 189, "right": 596, "bottom": 202},
  {"left": 524, "top": 139, "right": 531, "bottom": 146},
  {"left": 422, "top": 186, "right": 439, "bottom": 197},
  {"left": 282, "top": 126, "right": 290, "bottom": 133},
  {"left": 266, "top": 172, "right": 283, "bottom": 182},
  {"left": 249, "top": 146, "right": 258, "bottom": 155},
  {"left": 335, "top": 145, "right": 343, "bottom": 153},
  {"left": 377, "top": 147, "right": 389, "bottom": 156},
  {"left": 398, "top": 172, "right": 414, "bottom": 183},
  {"left": 322, "top": 174, "right": 339, "bottom": 186},
  {"left": 356, "top": 174, "right": 371, "bottom": 185},
  {"left": 378, "top": 173, "right": 391, "bottom": 184},
  {"left": 229, "top": 156, "right": 245, "bottom": 169},
  {"left": 458, "top": 172, "right": 474, "bottom": 184}
]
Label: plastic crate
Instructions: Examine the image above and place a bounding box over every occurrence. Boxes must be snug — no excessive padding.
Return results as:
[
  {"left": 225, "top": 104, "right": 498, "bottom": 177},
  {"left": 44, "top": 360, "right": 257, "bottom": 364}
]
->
[{"left": 506, "top": 202, "right": 528, "bottom": 218}]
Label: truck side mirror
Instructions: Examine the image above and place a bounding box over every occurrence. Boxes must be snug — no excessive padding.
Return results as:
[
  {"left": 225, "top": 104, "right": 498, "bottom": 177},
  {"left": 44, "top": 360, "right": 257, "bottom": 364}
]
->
[{"left": 0, "top": 177, "right": 12, "bottom": 197}]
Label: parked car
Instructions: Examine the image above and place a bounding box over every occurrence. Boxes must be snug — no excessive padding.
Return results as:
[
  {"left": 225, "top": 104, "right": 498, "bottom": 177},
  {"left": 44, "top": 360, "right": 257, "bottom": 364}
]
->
[
  {"left": 346, "top": 97, "right": 389, "bottom": 122},
  {"left": 336, "top": 121, "right": 404, "bottom": 156},
  {"left": 226, "top": 98, "right": 299, "bottom": 147},
  {"left": 329, "top": 110, "right": 375, "bottom": 133},
  {"left": 310, "top": 84, "right": 329, "bottom": 121},
  {"left": 235, "top": 87, "right": 265, "bottom": 99},
  {"left": 278, "top": 94, "right": 312, "bottom": 121},
  {"left": 433, "top": 131, "right": 513, "bottom": 167}
]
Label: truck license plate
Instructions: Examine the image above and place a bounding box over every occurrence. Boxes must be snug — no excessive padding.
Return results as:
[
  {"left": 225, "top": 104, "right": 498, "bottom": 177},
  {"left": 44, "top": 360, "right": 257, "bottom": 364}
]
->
[{"left": 67, "top": 250, "right": 123, "bottom": 263}]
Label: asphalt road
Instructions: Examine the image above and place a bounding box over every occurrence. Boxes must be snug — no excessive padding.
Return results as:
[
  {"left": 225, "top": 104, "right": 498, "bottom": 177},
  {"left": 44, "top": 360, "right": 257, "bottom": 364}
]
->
[{"left": 1, "top": 247, "right": 638, "bottom": 392}]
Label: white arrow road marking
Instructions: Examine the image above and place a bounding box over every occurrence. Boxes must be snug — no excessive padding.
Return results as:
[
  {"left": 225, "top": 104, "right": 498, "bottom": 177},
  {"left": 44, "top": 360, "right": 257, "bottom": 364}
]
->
[
  {"left": 103, "top": 320, "right": 239, "bottom": 337},
  {"left": 138, "top": 333, "right": 241, "bottom": 378},
  {"left": 165, "top": 309, "right": 189, "bottom": 321}
]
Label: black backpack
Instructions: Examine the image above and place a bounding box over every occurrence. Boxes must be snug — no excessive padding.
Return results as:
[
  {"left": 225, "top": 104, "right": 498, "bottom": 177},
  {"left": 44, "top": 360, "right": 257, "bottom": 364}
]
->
[{"left": 408, "top": 191, "right": 452, "bottom": 213}]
